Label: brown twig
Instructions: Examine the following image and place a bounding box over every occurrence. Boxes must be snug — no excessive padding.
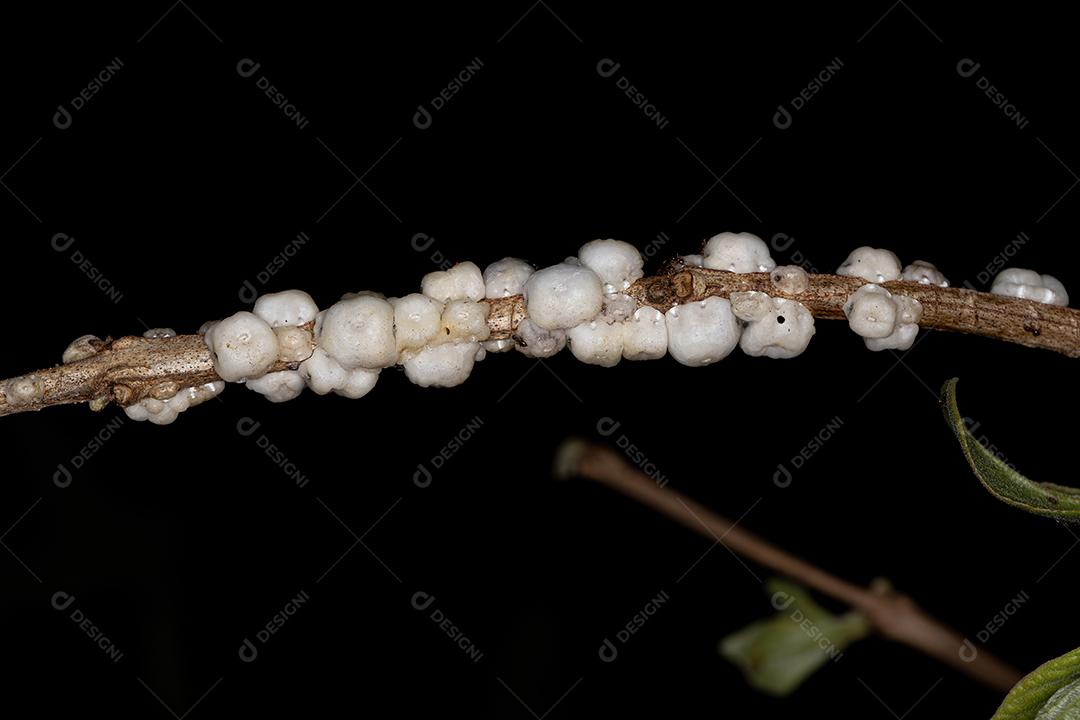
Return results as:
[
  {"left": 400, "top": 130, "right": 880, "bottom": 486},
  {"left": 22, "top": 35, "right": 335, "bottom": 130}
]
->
[
  {"left": 555, "top": 438, "right": 1022, "bottom": 694},
  {"left": 2, "top": 266, "right": 1078, "bottom": 417},
  {"left": 629, "top": 267, "right": 1080, "bottom": 357}
]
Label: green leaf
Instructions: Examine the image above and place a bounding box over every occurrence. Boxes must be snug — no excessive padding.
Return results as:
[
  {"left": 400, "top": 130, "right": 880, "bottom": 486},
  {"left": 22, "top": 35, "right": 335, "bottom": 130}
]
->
[
  {"left": 993, "top": 646, "right": 1080, "bottom": 719},
  {"left": 719, "top": 578, "right": 870, "bottom": 697},
  {"left": 1036, "top": 680, "right": 1080, "bottom": 719},
  {"left": 941, "top": 378, "right": 1080, "bottom": 519}
]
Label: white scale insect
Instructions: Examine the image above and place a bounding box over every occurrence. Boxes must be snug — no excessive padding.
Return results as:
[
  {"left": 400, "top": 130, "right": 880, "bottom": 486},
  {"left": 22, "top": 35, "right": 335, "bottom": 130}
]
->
[{"left": 65, "top": 234, "right": 1062, "bottom": 425}]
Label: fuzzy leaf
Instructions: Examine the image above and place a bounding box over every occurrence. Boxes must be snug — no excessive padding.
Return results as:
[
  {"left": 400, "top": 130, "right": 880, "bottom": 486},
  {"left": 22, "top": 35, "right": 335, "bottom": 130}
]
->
[
  {"left": 941, "top": 378, "right": 1080, "bottom": 519},
  {"left": 719, "top": 578, "right": 870, "bottom": 696},
  {"left": 993, "top": 646, "right": 1080, "bottom": 719}
]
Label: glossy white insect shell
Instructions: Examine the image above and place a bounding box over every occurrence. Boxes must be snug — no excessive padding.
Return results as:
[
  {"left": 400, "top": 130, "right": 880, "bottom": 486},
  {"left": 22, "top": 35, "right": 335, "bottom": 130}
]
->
[
  {"left": 600, "top": 293, "right": 638, "bottom": 323},
  {"left": 299, "top": 347, "right": 349, "bottom": 395},
  {"left": 275, "top": 326, "right": 313, "bottom": 363},
  {"left": 836, "top": 247, "right": 902, "bottom": 283},
  {"left": 567, "top": 319, "right": 624, "bottom": 367},
  {"left": 729, "top": 291, "right": 772, "bottom": 323},
  {"left": 622, "top": 307, "right": 668, "bottom": 361},
  {"left": 482, "top": 338, "right": 515, "bottom": 353},
  {"left": 441, "top": 300, "right": 491, "bottom": 343},
  {"left": 578, "top": 239, "right": 644, "bottom": 293},
  {"left": 843, "top": 284, "right": 897, "bottom": 339},
  {"left": 188, "top": 381, "right": 225, "bottom": 407},
  {"left": 770, "top": 266, "right": 809, "bottom": 294},
  {"left": 483, "top": 258, "right": 534, "bottom": 298},
  {"left": 702, "top": 232, "right": 776, "bottom": 273},
  {"left": 902, "top": 260, "right": 949, "bottom": 287},
  {"left": 403, "top": 342, "right": 479, "bottom": 388},
  {"left": 991, "top": 268, "right": 1069, "bottom": 306},
  {"left": 893, "top": 295, "right": 923, "bottom": 325},
  {"left": 514, "top": 319, "right": 566, "bottom": 358},
  {"left": 1041, "top": 275, "right": 1069, "bottom": 306},
  {"left": 253, "top": 289, "right": 319, "bottom": 327},
  {"left": 4, "top": 375, "right": 44, "bottom": 405},
  {"left": 739, "top": 297, "right": 815, "bottom": 359},
  {"left": 421, "top": 261, "right": 485, "bottom": 303},
  {"left": 123, "top": 403, "right": 150, "bottom": 422},
  {"left": 205, "top": 311, "right": 278, "bottom": 382},
  {"left": 392, "top": 294, "right": 443, "bottom": 353},
  {"left": 124, "top": 381, "right": 224, "bottom": 423},
  {"left": 164, "top": 389, "right": 190, "bottom": 412},
  {"left": 865, "top": 323, "right": 918, "bottom": 352},
  {"left": 318, "top": 295, "right": 397, "bottom": 369},
  {"left": 524, "top": 262, "right": 604, "bottom": 330},
  {"left": 665, "top": 297, "right": 741, "bottom": 366},
  {"left": 246, "top": 370, "right": 305, "bottom": 403},
  {"left": 141, "top": 398, "right": 179, "bottom": 426},
  {"left": 62, "top": 335, "right": 101, "bottom": 364},
  {"left": 336, "top": 367, "right": 380, "bottom": 399},
  {"left": 992, "top": 268, "right": 1040, "bottom": 289},
  {"left": 681, "top": 254, "right": 704, "bottom": 267}
]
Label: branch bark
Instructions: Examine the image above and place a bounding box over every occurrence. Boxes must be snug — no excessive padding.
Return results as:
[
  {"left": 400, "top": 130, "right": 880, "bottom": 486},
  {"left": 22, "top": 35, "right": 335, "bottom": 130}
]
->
[
  {"left": 2, "top": 267, "right": 1078, "bottom": 417},
  {"left": 629, "top": 267, "right": 1080, "bottom": 357},
  {"left": 556, "top": 438, "right": 1023, "bottom": 694}
]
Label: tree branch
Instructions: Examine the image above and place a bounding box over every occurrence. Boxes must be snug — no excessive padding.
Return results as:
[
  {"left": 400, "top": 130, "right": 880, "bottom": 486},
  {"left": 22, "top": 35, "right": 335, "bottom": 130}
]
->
[
  {"left": 555, "top": 438, "right": 1023, "bottom": 694},
  {"left": 629, "top": 266, "right": 1080, "bottom": 357},
  {"left": 2, "top": 267, "right": 1078, "bottom": 417}
]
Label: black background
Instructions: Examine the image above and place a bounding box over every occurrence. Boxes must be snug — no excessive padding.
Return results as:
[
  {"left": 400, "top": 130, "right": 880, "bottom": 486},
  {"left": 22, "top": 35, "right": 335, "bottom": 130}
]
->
[{"left": 1, "top": 2, "right": 1079, "bottom": 717}]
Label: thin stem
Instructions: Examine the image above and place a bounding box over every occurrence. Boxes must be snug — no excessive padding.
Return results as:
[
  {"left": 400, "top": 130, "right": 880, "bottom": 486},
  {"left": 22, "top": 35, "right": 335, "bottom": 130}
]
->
[
  {"left": 2, "top": 267, "right": 1079, "bottom": 417},
  {"left": 629, "top": 267, "right": 1080, "bottom": 357},
  {"left": 555, "top": 438, "right": 1023, "bottom": 694}
]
